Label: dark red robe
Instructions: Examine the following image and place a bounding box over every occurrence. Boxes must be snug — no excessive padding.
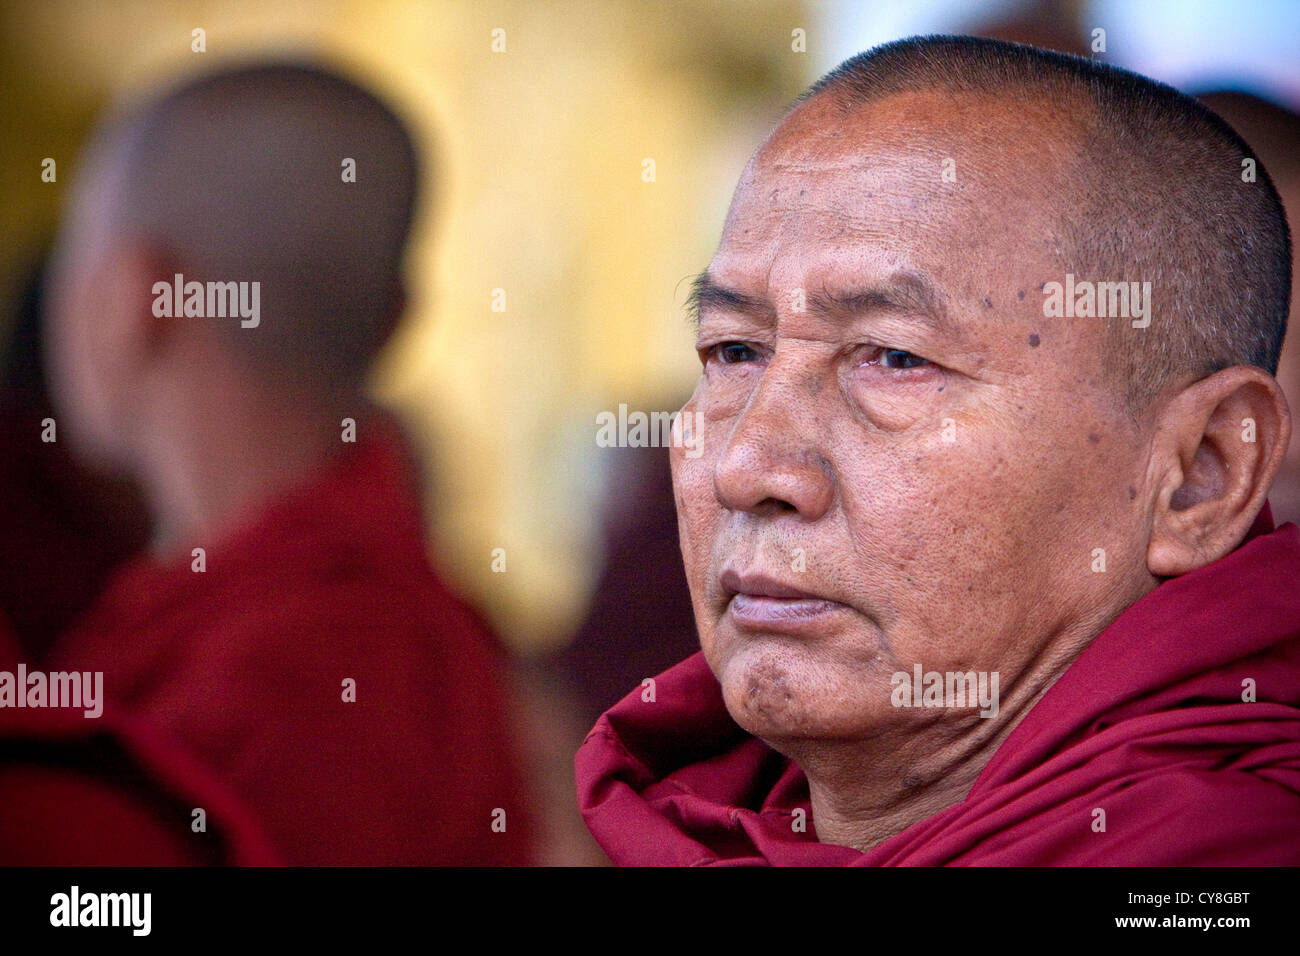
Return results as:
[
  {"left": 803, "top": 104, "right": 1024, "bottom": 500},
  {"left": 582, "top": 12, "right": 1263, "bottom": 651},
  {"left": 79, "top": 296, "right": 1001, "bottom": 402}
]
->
[
  {"left": 48, "top": 419, "right": 533, "bottom": 865},
  {"left": 577, "top": 506, "right": 1300, "bottom": 865},
  {"left": 0, "top": 615, "right": 279, "bottom": 864}
]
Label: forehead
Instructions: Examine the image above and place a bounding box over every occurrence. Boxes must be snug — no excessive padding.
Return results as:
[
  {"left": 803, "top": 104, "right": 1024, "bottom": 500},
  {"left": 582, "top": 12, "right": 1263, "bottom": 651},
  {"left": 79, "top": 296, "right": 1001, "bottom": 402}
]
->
[
  {"left": 721, "top": 90, "right": 1089, "bottom": 280},
  {"left": 704, "top": 89, "right": 1119, "bottom": 385}
]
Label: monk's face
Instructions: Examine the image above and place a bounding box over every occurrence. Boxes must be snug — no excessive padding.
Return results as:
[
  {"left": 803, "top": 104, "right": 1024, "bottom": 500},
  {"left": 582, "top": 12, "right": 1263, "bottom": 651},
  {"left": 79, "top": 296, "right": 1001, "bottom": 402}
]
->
[{"left": 671, "top": 90, "right": 1156, "bottom": 748}]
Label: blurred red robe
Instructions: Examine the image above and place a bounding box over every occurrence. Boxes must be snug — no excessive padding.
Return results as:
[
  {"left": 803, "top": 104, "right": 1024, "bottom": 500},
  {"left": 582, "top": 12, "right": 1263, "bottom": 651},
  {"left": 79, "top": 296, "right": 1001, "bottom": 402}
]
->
[
  {"left": 0, "top": 614, "right": 279, "bottom": 864},
  {"left": 49, "top": 418, "right": 533, "bottom": 865}
]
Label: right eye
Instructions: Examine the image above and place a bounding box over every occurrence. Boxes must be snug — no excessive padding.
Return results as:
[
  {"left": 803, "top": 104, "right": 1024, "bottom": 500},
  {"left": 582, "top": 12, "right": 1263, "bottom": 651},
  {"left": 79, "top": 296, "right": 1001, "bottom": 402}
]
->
[{"left": 707, "top": 342, "right": 762, "bottom": 365}]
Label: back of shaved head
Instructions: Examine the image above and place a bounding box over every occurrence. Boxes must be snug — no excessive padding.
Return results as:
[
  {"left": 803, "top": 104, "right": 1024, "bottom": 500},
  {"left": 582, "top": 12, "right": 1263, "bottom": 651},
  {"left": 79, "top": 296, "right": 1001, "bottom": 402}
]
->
[
  {"left": 801, "top": 36, "right": 1292, "bottom": 409},
  {"left": 72, "top": 61, "right": 420, "bottom": 392}
]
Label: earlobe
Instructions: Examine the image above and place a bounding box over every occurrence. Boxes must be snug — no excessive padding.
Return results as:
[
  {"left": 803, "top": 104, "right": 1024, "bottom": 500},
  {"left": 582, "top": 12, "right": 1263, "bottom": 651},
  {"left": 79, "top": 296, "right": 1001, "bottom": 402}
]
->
[{"left": 1147, "top": 367, "right": 1291, "bottom": 577}]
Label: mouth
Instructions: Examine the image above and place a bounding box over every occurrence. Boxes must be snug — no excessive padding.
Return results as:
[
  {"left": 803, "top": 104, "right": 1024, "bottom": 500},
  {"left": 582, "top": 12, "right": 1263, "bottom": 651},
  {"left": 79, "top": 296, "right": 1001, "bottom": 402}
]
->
[{"left": 719, "top": 568, "right": 848, "bottom": 630}]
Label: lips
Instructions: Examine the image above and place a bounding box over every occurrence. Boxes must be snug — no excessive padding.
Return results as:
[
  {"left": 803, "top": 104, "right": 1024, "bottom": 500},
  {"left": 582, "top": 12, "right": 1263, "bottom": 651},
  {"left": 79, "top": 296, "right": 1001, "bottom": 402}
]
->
[
  {"left": 720, "top": 569, "right": 821, "bottom": 600},
  {"left": 719, "top": 568, "right": 847, "bottom": 629}
]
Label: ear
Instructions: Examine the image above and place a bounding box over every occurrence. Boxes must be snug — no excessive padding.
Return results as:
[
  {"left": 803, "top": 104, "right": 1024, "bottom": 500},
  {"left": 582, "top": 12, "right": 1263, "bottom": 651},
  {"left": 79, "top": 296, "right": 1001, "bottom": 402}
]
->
[
  {"left": 1147, "top": 366, "right": 1291, "bottom": 576},
  {"left": 85, "top": 240, "right": 184, "bottom": 454},
  {"left": 98, "top": 239, "right": 184, "bottom": 365}
]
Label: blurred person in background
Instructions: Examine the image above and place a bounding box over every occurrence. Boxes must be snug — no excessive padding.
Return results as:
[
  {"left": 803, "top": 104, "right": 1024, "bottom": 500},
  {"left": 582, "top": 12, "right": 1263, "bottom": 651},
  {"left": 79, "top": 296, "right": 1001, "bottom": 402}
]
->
[{"left": 38, "top": 61, "right": 533, "bottom": 865}]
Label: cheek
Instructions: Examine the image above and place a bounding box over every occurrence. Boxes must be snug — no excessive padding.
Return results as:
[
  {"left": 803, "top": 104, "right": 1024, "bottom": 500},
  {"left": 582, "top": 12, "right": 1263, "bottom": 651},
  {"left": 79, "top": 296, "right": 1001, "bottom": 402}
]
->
[
  {"left": 670, "top": 419, "right": 718, "bottom": 580},
  {"left": 46, "top": 290, "right": 88, "bottom": 405},
  {"left": 831, "top": 430, "right": 1026, "bottom": 626},
  {"left": 670, "top": 395, "right": 733, "bottom": 649},
  {"left": 68, "top": 312, "right": 104, "bottom": 409},
  {"left": 50, "top": 283, "right": 115, "bottom": 454},
  {"left": 843, "top": 424, "right": 1121, "bottom": 664}
]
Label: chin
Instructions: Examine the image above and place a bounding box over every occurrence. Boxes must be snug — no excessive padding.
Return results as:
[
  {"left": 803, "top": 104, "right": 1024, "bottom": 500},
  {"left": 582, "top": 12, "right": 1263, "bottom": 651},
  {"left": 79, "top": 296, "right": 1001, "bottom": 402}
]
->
[{"left": 712, "top": 637, "right": 889, "bottom": 744}]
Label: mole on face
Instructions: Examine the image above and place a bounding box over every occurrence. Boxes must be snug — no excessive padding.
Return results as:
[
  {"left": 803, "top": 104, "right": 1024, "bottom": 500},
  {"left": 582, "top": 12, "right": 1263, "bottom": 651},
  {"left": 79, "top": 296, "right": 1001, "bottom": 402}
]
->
[
  {"left": 1017, "top": 289, "right": 1026, "bottom": 300},
  {"left": 1088, "top": 432, "right": 1100, "bottom": 444},
  {"left": 1028, "top": 333, "right": 1040, "bottom": 347},
  {"left": 982, "top": 296, "right": 993, "bottom": 308},
  {"left": 1128, "top": 485, "right": 1137, "bottom": 500}
]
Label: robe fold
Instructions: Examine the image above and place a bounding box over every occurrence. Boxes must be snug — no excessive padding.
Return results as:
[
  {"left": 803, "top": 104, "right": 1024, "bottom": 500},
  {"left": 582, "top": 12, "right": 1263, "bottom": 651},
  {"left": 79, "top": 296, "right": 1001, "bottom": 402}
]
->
[
  {"left": 48, "top": 418, "right": 533, "bottom": 865},
  {"left": 576, "top": 506, "right": 1300, "bottom": 865}
]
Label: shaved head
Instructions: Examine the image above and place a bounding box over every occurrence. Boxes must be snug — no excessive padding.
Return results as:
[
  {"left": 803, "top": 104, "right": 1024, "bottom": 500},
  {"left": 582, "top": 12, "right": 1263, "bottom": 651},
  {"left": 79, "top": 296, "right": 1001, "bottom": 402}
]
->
[
  {"left": 801, "top": 35, "right": 1292, "bottom": 409},
  {"left": 62, "top": 61, "right": 420, "bottom": 392}
]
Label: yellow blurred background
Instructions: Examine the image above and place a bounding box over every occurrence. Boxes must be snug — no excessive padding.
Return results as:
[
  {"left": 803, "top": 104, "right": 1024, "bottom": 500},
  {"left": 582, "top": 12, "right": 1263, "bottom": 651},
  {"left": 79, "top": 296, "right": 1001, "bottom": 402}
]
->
[{"left": 1, "top": 0, "right": 813, "bottom": 652}]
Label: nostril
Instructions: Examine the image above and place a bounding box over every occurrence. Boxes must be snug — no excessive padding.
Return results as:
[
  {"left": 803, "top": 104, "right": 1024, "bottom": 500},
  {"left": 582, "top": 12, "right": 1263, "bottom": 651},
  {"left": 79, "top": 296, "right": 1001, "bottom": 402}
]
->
[{"left": 738, "top": 496, "right": 801, "bottom": 518}]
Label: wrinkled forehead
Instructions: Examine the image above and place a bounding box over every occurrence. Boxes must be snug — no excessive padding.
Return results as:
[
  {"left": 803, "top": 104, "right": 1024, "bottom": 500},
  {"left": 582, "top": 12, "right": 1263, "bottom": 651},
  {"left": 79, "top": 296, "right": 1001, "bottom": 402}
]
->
[{"left": 716, "top": 88, "right": 1087, "bottom": 284}]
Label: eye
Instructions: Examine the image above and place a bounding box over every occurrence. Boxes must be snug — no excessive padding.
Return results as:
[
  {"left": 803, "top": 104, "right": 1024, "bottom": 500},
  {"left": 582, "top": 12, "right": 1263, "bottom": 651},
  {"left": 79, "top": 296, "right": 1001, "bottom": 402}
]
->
[
  {"left": 868, "top": 347, "right": 931, "bottom": 370},
  {"left": 706, "top": 341, "right": 763, "bottom": 365}
]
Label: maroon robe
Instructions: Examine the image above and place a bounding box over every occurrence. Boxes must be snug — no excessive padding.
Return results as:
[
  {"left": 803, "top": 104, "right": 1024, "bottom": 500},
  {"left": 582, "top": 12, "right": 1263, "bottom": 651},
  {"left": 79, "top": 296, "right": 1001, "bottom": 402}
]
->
[
  {"left": 0, "top": 615, "right": 279, "bottom": 864},
  {"left": 577, "top": 506, "right": 1300, "bottom": 865}
]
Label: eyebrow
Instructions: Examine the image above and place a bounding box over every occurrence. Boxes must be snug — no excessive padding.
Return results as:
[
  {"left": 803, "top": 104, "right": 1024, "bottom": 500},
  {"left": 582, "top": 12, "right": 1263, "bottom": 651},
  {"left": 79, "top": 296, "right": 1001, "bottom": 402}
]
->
[
  {"left": 686, "top": 272, "right": 774, "bottom": 329},
  {"left": 687, "top": 268, "right": 958, "bottom": 339}
]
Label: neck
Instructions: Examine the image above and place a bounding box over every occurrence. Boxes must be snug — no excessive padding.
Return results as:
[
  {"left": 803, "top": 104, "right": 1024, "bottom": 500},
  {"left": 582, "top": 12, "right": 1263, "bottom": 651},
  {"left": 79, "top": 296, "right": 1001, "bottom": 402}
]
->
[
  {"left": 794, "top": 626, "right": 1110, "bottom": 853},
  {"left": 138, "top": 387, "right": 372, "bottom": 561}
]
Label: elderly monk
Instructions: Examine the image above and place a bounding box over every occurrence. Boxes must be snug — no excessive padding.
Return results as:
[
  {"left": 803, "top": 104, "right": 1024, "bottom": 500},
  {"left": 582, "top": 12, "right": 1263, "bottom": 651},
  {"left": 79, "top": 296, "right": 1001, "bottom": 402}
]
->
[
  {"left": 577, "top": 36, "right": 1300, "bottom": 865},
  {"left": 42, "top": 63, "right": 532, "bottom": 865}
]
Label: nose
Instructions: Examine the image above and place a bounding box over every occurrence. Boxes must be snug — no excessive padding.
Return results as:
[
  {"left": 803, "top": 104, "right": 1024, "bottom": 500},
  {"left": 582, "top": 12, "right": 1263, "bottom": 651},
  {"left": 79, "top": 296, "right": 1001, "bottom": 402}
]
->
[{"left": 713, "top": 357, "right": 835, "bottom": 520}]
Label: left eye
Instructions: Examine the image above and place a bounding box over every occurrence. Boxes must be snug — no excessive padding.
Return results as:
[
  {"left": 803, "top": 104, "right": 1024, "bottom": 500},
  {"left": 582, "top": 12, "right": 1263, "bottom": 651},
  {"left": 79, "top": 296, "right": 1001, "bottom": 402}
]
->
[{"left": 869, "top": 348, "right": 930, "bottom": 369}]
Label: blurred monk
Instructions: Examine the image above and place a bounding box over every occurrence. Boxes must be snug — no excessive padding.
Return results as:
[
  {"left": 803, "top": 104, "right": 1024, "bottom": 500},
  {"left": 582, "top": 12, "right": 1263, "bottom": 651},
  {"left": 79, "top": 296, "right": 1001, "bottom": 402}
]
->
[{"left": 42, "top": 62, "right": 532, "bottom": 865}]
